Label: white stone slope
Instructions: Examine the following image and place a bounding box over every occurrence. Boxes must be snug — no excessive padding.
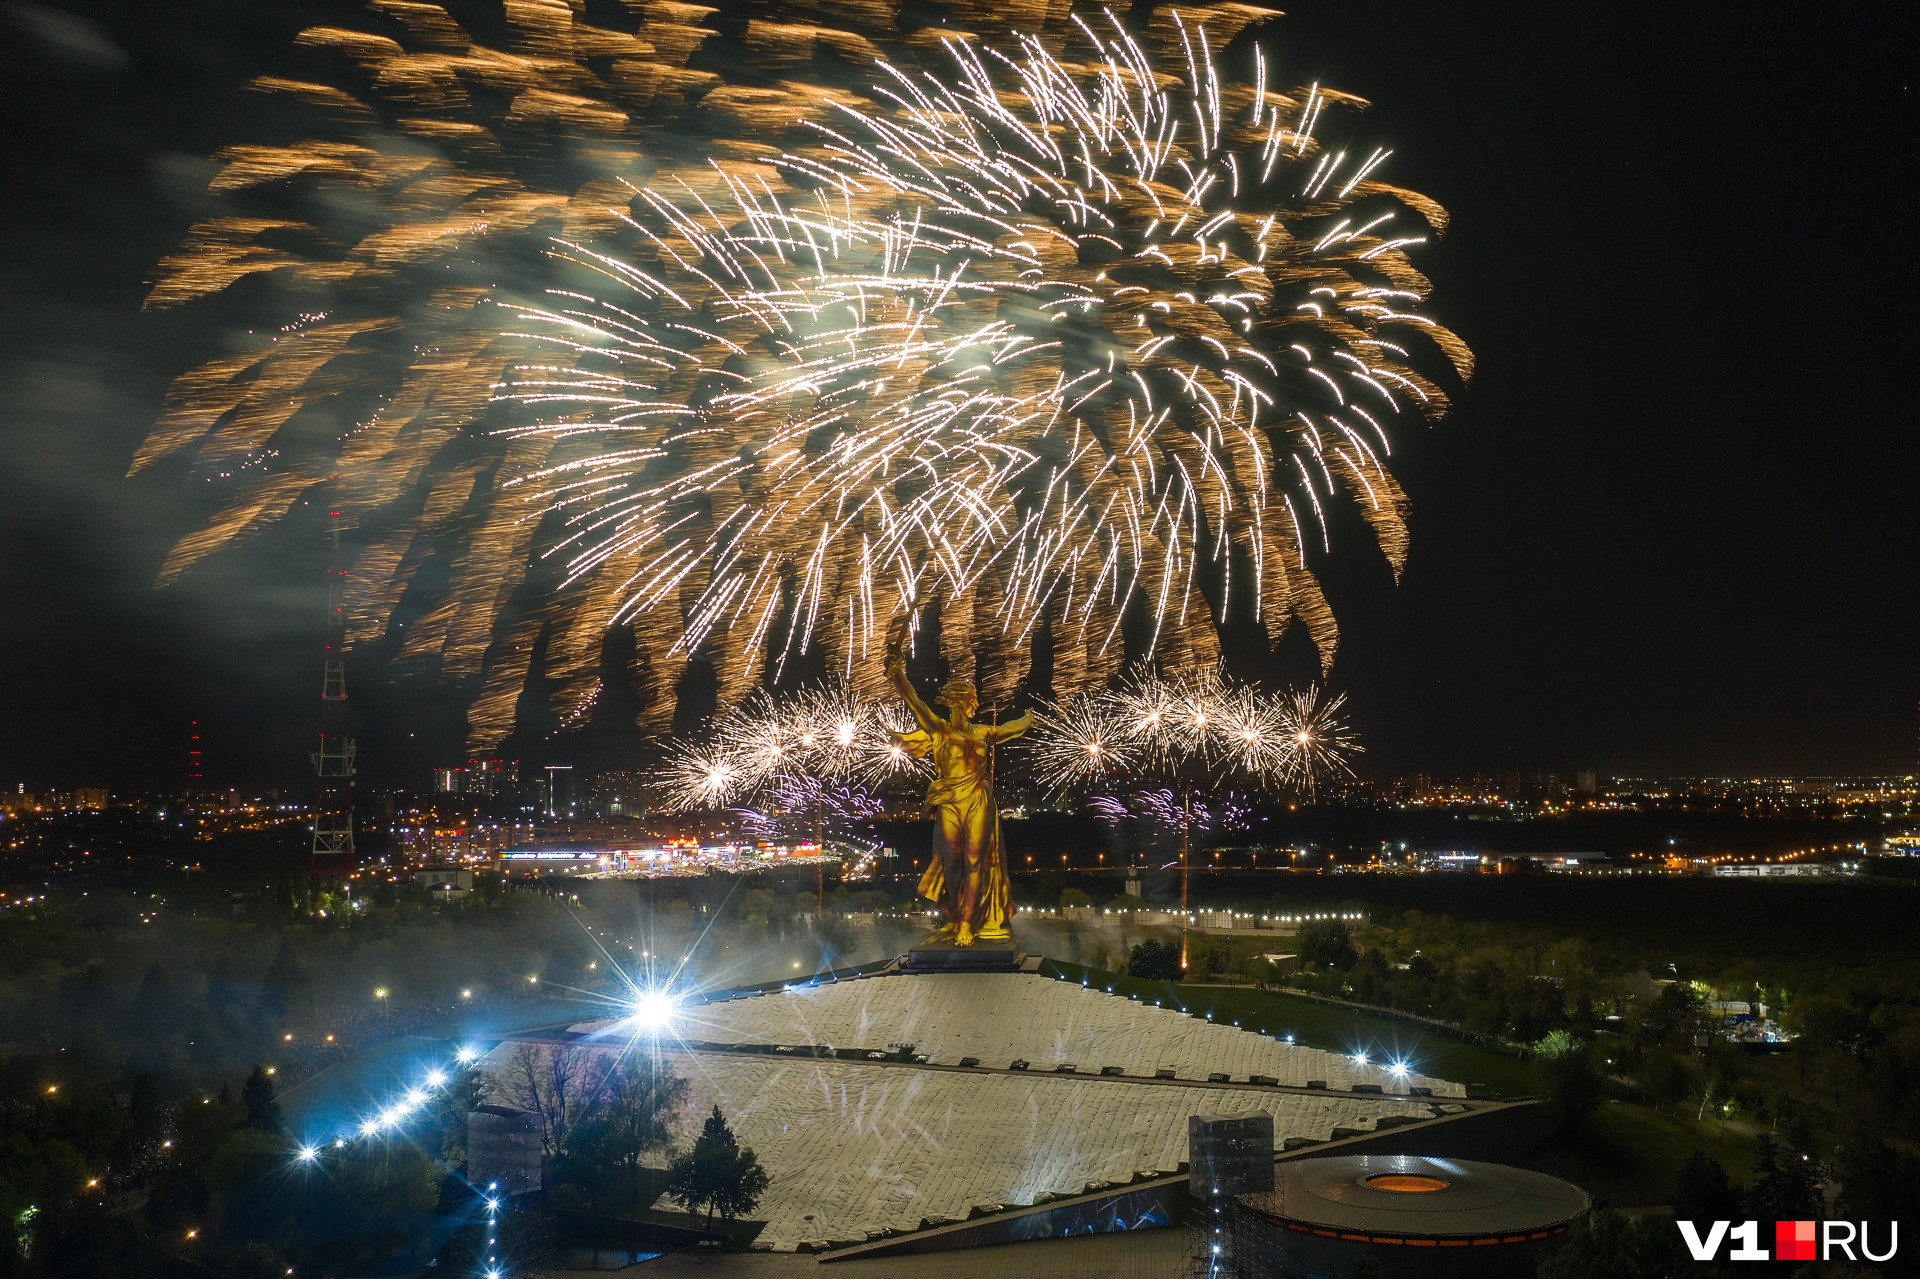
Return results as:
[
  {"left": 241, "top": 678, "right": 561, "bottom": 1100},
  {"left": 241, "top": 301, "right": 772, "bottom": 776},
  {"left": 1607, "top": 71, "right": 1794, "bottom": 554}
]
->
[
  {"left": 643, "top": 1051, "right": 1443, "bottom": 1252},
  {"left": 499, "top": 974, "right": 1470, "bottom": 1252},
  {"left": 611, "top": 972, "right": 1460, "bottom": 1096}
]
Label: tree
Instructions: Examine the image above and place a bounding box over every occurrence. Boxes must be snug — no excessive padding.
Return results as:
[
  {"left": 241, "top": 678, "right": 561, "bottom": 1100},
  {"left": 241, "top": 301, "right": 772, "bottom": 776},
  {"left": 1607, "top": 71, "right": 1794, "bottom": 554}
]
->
[
  {"left": 561, "top": 1050, "right": 689, "bottom": 1207},
  {"left": 1126, "top": 940, "right": 1180, "bottom": 981},
  {"left": 1058, "top": 888, "right": 1092, "bottom": 910},
  {"left": 1632, "top": 982, "right": 1697, "bottom": 1050},
  {"left": 665, "top": 1106, "right": 768, "bottom": 1241},
  {"left": 241, "top": 1066, "right": 284, "bottom": 1133},
  {"left": 302, "top": 1138, "right": 442, "bottom": 1272},
  {"left": 132, "top": 962, "right": 175, "bottom": 1040},
  {"left": 1673, "top": 1150, "right": 1744, "bottom": 1225},
  {"left": 500, "top": 1041, "right": 589, "bottom": 1157},
  {"left": 0, "top": 1133, "right": 88, "bottom": 1265},
  {"left": 1533, "top": 1032, "right": 1604, "bottom": 1128},
  {"left": 207, "top": 1129, "right": 299, "bottom": 1244},
  {"left": 1297, "top": 918, "right": 1356, "bottom": 971},
  {"left": 257, "top": 944, "right": 307, "bottom": 1024},
  {"left": 1536, "top": 1208, "right": 1686, "bottom": 1279},
  {"left": 430, "top": 1062, "right": 491, "bottom": 1166},
  {"left": 1746, "top": 1133, "right": 1817, "bottom": 1222},
  {"left": 1834, "top": 1129, "right": 1920, "bottom": 1227}
]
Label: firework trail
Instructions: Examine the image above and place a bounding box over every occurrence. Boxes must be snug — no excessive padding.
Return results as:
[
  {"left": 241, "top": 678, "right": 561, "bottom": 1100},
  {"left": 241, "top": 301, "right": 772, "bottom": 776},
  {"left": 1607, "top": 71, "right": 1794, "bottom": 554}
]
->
[
  {"left": 138, "top": 1, "right": 1467, "bottom": 749},
  {"left": 499, "top": 15, "right": 1470, "bottom": 714}
]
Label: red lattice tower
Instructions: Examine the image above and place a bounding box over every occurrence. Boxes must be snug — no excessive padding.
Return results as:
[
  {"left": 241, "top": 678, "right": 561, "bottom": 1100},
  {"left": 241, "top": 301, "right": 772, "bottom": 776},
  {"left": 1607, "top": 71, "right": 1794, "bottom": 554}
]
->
[{"left": 309, "top": 506, "right": 357, "bottom": 876}]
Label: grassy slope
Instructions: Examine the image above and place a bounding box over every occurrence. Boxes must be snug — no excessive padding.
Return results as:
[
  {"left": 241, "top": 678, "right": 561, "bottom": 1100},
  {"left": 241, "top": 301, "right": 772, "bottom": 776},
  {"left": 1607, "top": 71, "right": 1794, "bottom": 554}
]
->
[
  {"left": 1516, "top": 1098, "right": 1762, "bottom": 1209},
  {"left": 1039, "top": 960, "right": 1538, "bottom": 1095}
]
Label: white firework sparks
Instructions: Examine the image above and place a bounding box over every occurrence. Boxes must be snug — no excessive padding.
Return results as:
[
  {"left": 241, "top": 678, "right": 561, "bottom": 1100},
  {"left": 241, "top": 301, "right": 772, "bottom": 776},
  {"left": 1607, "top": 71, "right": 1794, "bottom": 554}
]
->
[
  {"left": 495, "top": 14, "right": 1467, "bottom": 709},
  {"left": 142, "top": 3, "right": 1466, "bottom": 750},
  {"left": 662, "top": 683, "right": 927, "bottom": 812},
  {"left": 1027, "top": 663, "right": 1357, "bottom": 795},
  {"left": 1030, "top": 691, "right": 1138, "bottom": 790},
  {"left": 1276, "top": 684, "right": 1360, "bottom": 793}
]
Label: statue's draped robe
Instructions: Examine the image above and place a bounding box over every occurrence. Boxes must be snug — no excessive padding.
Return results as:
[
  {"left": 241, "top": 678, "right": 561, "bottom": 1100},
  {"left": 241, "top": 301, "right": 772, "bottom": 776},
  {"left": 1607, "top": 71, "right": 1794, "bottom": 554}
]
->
[{"left": 895, "top": 723, "right": 1012, "bottom": 939}]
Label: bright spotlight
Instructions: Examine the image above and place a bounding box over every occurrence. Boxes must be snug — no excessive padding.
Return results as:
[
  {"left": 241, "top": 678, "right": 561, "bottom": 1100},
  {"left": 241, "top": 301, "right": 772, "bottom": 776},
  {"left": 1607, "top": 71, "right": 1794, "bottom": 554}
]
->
[
  {"left": 360, "top": 1121, "right": 380, "bottom": 1137},
  {"left": 456, "top": 1046, "right": 478, "bottom": 1063},
  {"left": 426, "top": 1071, "right": 447, "bottom": 1088},
  {"left": 629, "top": 989, "right": 676, "bottom": 1032},
  {"left": 1351, "top": 1051, "right": 1368, "bottom": 1066},
  {"left": 296, "top": 1146, "right": 318, "bottom": 1163},
  {"left": 1389, "top": 1060, "right": 1410, "bottom": 1078}
]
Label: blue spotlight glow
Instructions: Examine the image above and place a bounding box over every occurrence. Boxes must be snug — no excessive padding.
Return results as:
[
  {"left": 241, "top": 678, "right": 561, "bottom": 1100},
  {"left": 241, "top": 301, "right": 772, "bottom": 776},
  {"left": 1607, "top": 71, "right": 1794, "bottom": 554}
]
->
[{"left": 1388, "top": 1060, "right": 1410, "bottom": 1078}]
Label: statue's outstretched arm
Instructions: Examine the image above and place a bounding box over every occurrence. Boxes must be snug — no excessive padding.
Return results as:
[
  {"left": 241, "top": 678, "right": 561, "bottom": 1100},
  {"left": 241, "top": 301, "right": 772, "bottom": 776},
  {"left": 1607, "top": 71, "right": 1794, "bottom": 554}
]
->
[
  {"left": 987, "top": 710, "right": 1034, "bottom": 744},
  {"left": 886, "top": 655, "right": 941, "bottom": 735}
]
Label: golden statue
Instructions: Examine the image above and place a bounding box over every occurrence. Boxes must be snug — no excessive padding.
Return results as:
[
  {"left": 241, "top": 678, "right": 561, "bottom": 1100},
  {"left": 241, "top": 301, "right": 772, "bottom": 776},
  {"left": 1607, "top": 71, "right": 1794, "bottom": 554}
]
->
[{"left": 885, "top": 647, "right": 1031, "bottom": 947}]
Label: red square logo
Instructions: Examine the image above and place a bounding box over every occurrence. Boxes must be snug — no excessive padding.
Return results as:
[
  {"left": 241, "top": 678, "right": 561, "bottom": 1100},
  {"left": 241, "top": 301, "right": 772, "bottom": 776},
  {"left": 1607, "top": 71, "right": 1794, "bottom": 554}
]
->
[{"left": 1776, "top": 1220, "right": 1816, "bottom": 1261}]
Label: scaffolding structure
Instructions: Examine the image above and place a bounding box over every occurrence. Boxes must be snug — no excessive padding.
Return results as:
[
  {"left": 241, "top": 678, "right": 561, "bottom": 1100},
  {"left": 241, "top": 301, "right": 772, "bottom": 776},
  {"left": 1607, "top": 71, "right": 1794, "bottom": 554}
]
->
[{"left": 310, "top": 507, "right": 357, "bottom": 876}]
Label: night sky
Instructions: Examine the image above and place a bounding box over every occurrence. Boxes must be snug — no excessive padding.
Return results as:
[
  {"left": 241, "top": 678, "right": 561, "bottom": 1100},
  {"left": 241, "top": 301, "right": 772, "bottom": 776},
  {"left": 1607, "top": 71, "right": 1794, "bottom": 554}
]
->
[{"left": 0, "top": 0, "right": 1913, "bottom": 792}]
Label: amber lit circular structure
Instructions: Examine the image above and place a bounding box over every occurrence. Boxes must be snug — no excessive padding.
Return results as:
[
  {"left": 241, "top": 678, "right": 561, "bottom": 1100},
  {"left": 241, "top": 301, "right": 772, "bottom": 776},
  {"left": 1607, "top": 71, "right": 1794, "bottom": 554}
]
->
[
  {"left": 1364, "top": 1174, "right": 1451, "bottom": 1194},
  {"left": 1233, "top": 1155, "right": 1590, "bottom": 1278}
]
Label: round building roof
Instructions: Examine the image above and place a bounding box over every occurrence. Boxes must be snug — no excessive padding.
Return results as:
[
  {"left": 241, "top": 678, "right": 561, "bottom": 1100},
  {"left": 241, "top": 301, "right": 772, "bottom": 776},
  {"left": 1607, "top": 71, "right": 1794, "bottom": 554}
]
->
[{"left": 1240, "top": 1155, "right": 1589, "bottom": 1244}]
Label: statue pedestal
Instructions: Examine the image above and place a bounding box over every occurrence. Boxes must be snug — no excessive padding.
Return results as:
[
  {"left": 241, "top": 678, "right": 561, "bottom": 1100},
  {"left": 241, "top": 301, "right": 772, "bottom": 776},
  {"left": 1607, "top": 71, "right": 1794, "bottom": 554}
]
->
[{"left": 903, "top": 933, "right": 1025, "bottom": 972}]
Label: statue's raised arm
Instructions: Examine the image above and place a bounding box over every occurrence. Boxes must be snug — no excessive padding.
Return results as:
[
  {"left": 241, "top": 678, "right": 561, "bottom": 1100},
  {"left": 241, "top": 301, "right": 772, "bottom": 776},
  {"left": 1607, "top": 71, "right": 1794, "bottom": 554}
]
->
[
  {"left": 884, "top": 616, "right": 942, "bottom": 735},
  {"left": 885, "top": 653, "right": 941, "bottom": 736}
]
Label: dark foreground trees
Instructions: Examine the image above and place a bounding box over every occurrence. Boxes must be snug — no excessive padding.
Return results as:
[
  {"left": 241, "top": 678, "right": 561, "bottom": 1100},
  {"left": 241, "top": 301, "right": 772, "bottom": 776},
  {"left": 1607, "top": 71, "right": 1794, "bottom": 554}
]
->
[
  {"left": 665, "top": 1106, "right": 768, "bottom": 1241},
  {"left": 1126, "top": 939, "right": 1180, "bottom": 981}
]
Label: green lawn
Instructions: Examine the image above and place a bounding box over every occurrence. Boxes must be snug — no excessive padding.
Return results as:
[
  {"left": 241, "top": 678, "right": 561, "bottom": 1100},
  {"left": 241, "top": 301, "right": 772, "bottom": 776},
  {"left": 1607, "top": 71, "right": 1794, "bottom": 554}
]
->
[
  {"left": 1037, "top": 961, "right": 1538, "bottom": 1096},
  {"left": 1515, "top": 1100, "right": 1762, "bottom": 1208}
]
